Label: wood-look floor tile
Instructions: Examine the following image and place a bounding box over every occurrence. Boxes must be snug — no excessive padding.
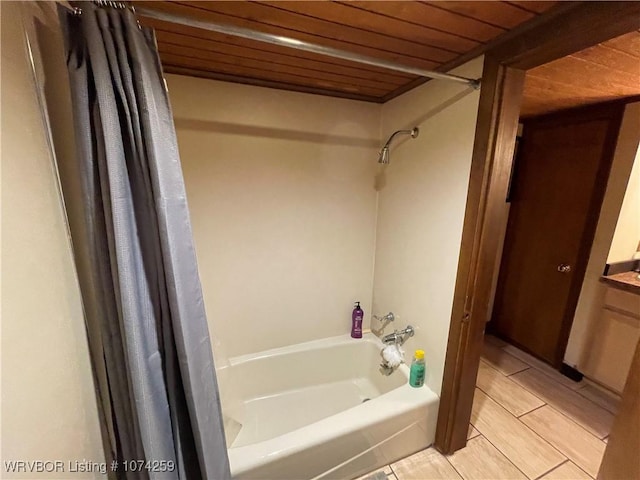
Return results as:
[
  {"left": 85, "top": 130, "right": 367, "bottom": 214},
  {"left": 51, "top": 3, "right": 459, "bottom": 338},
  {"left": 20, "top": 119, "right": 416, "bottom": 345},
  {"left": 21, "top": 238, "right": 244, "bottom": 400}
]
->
[
  {"left": 521, "top": 406, "right": 605, "bottom": 477},
  {"left": 391, "top": 447, "right": 461, "bottom": 480},
  {"left": 482, "top": 342, "right": 530, "bottom": 376},
  {"left": 467, "top": 424, "right": 480, "bottom": 439},
  {"left": 539, "top": 461, "right": 591, "bottom": 480},
  {"left": 501, "top": 344, "right": 583, "bottom": 390},
  {"left": 476, "top": 361, "right": 545, "bottom": 416},
  {"left": 576, "top": 383, "right": 620, "bottom": 414},
  {"left": 511, "top": 368, "right": 614, "bottom": 438},
  {"left": 447, "top": 435, "right": 527, "bottom": 479},
  {"left": 354, "top": 467, "right": 392, "bottom": 480},
  {"left": 471, "top": 389, "right": 565, "bottom": 479}
]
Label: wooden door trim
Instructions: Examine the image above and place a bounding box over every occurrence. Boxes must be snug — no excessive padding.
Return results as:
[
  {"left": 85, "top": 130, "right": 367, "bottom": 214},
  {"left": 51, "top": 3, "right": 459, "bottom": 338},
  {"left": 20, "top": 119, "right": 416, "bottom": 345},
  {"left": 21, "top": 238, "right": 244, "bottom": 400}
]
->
[
  {"left": 435, "top": 0, "right": 640, "bottom": 455},
  {"left": 435, "top": 58, "right": 525, "bottom": 454}
]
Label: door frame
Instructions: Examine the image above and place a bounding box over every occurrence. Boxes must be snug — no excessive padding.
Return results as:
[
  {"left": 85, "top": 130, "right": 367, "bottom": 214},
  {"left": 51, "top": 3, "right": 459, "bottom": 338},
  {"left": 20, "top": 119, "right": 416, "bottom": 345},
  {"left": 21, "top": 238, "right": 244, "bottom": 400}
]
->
[
  {"left": 435, "top": 1, "right": 640, "bottom": 455},
  {"left": 489, "top": 102, "right": 625, "bottom": 368}
]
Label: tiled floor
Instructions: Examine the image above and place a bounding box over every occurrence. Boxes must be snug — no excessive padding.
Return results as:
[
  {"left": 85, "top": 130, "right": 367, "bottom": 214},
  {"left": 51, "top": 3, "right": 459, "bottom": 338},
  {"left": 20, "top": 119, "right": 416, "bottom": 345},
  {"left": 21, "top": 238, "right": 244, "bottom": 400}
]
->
[{"left": 357, "top": 336, "right": 619, "bottom": 480}]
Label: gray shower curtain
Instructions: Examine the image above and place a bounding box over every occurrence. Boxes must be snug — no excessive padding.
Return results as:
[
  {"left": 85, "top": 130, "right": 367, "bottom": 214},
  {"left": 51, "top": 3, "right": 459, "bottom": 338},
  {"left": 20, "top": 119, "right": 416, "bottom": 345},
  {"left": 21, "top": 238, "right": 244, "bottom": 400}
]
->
[{"left": 60, "top": 5, "right": 230, "bottom": 479}]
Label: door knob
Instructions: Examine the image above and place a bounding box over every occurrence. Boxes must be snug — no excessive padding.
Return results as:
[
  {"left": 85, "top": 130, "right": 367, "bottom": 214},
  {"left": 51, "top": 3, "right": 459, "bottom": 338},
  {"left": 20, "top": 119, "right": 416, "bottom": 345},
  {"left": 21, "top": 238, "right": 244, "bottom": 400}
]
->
[{"left": 557, "top": 264, "right": 572, "bottom": 273}]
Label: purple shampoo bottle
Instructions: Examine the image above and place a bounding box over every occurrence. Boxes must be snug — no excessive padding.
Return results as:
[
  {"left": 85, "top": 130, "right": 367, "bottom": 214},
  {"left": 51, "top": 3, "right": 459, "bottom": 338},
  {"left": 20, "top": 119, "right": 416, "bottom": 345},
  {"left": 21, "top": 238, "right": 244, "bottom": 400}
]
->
[{"left": 351, "top": 301, "right": 363, "bottom": 338}]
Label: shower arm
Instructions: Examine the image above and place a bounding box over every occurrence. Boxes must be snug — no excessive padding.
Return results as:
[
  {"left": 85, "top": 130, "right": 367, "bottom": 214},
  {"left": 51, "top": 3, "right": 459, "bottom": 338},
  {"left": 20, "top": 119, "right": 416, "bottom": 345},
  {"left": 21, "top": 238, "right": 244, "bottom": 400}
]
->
[
  {"left": 382, "top": 128, "right": 418, "bottom": 150},
  {"left": 378, "top": 127, "right": 419, "bottom": 164}
]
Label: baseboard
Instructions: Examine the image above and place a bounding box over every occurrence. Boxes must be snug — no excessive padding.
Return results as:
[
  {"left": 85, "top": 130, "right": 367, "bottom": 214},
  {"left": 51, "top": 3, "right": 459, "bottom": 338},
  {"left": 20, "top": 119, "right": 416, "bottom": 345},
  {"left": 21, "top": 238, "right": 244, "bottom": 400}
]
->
[
  {"left": 560, "top": 363, "right": 584, "bottom": 382},
  {"left": 581, "top": 377, "right": 622, "bottom": 400}
]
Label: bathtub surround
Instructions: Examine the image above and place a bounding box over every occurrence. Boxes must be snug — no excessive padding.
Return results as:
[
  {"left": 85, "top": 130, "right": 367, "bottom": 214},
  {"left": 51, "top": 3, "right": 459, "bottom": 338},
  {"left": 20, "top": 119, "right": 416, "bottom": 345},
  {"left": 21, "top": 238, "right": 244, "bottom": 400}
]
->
[
  {"left": 60, "top": 5, "right": 229, "bottom": 478},
  {"left": 373, "top": 57, "right": 484, "bottom": 395},
  {"left": 169, "top": 75, "right": 380, "bottom": 358},
  {"left": 165, "top": 57, "right": 483, "bottom": 477},
  {"left": 169, "top": 59, "right": 483, "bottom": 399}
]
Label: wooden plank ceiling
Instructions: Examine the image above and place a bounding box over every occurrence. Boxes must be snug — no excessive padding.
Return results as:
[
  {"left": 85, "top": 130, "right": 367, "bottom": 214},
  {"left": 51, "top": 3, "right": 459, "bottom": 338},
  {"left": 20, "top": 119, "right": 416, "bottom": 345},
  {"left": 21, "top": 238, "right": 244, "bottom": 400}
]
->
[
  {"left": 136, "top": 1, "right": 559, "bottom": 103},
  {"left": 521, "top": 30, "right": 640, "bottom": 117}
]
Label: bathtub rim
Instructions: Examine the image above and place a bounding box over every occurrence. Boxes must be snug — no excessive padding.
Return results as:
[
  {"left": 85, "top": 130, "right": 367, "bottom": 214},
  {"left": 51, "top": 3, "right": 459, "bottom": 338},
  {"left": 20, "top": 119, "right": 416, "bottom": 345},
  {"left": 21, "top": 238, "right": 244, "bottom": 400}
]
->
[{"left": 224, "top": 331, "right": 386, "bottom": 367}]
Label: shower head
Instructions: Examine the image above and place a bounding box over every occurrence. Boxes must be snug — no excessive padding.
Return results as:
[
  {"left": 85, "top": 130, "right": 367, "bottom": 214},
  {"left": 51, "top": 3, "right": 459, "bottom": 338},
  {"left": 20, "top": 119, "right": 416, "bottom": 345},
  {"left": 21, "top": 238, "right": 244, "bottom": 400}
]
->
[
  {"left": 378, "top": 127, "right": 419, "bottom": 164},
  {"left": 378, "top": 146, "right": 390, "bottom": 165}
]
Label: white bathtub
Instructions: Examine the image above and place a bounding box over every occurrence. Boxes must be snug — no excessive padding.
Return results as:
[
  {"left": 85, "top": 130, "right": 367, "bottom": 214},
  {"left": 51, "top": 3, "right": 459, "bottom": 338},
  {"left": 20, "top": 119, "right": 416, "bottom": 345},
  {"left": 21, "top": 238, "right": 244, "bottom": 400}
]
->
[{"left": 217, "top": 333, "right": 439, "bottom": 479}]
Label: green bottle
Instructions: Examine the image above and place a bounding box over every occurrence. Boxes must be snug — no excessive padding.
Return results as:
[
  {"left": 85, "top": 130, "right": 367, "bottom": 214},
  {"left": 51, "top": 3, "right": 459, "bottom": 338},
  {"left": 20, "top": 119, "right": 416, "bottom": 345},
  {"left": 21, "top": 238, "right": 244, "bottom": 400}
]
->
[{"left": 409, "top": 349, "right": 426, "bottom": 387}]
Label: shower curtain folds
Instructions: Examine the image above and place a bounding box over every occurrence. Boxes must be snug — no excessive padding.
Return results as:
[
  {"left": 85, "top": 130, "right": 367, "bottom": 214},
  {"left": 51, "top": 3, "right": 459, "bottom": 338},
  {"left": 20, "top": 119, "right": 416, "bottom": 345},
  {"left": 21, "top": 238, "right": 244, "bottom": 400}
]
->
[{"left": 60, "top": 5, "right": 230, "bottom": 479}]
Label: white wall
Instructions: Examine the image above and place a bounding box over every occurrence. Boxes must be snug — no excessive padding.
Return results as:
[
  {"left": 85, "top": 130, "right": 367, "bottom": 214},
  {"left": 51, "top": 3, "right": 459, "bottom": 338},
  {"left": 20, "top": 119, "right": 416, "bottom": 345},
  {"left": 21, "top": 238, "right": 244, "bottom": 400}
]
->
[
  {"left": 372, "top": 58, "right": 483, "bottom": 394},
  {"left": 1, "top": 2, "right": 105, "bottom": 477},
  {"left": 168, "top": 75, "right": 381, "bottom": 358},
  {"left": 565, "top": 102, "right": 640, "bottom": 376},
  {"left": 608, "top": 138, "right": 640, "bottom": 263}
]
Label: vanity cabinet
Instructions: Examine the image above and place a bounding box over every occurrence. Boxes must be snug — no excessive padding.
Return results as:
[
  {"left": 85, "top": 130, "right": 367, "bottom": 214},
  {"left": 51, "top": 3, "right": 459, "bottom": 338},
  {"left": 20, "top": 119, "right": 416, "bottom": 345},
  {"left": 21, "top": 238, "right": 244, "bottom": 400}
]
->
[{"left": 582, "top": 286, "right": 640, "bottom": 393}]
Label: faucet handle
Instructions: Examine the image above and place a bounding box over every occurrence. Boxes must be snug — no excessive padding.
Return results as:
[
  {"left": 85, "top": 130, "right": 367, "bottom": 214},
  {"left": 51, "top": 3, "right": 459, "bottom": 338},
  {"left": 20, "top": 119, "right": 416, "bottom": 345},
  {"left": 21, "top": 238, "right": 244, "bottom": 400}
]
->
[
  {"left": 374, "top": 312, "right": 395, "bottom": 322},
  {"left": 372, "top": 312, "right": 397, "bottom": 338},
  {"left": 381, "top": 325, "right": 414, "bottom": 345}
]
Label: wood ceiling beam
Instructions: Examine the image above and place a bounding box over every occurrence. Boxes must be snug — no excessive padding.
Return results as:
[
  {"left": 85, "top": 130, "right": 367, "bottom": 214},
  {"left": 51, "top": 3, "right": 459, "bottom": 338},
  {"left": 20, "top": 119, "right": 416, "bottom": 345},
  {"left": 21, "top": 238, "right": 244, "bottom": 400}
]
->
[
  {"left": 492, "top": 1, "right": 640, "bottom": 69},
  {"left": 382, "top": 1, "right": 579, "bottom": 101}
]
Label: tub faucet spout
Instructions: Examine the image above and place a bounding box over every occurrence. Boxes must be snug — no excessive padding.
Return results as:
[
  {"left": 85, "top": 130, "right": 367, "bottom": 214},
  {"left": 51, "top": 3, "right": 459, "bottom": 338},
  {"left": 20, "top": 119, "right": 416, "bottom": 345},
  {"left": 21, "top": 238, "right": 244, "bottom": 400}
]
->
[{"left": 382, "top": 325, "right": 414, "bottom": 345}]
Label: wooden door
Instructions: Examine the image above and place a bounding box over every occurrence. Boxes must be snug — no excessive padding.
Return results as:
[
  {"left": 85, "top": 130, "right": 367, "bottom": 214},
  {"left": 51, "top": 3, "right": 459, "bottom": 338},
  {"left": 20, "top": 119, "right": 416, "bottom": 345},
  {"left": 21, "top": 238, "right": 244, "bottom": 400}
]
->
[{"left": 490, "top": 104, "right": 623, "bottom": 366}]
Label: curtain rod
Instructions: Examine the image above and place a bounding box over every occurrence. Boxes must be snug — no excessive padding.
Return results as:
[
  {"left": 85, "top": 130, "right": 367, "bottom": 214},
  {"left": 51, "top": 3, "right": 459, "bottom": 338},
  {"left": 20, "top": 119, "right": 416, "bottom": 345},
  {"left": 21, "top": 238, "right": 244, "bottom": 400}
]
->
[{"left": 135, "top": 6, "right": 481, "bottom": 89}]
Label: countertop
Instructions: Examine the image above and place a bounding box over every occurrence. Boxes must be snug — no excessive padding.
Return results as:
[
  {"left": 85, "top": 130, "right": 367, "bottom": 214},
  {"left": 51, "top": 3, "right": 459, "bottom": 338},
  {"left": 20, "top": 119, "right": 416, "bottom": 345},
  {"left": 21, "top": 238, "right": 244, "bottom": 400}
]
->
[{"left": 601, "top": 271, "right": 640, "bottom": 295}]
